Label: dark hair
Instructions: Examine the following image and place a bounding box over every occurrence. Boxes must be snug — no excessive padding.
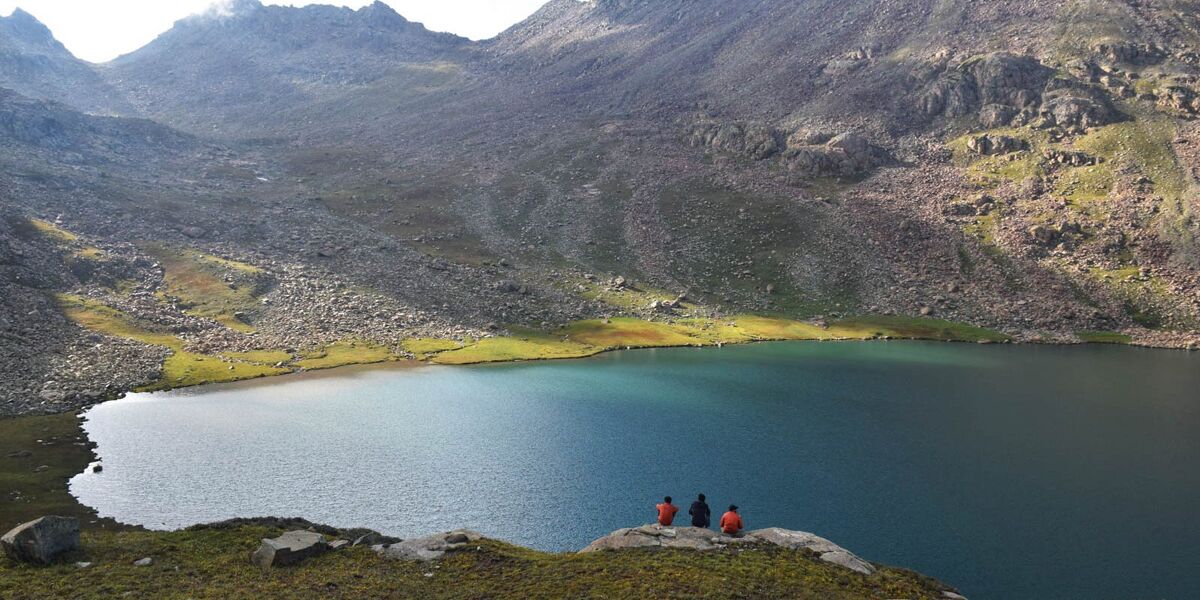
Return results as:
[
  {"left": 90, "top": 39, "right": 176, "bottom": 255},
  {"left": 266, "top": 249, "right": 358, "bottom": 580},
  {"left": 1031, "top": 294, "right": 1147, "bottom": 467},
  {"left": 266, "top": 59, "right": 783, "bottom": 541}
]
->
[
  {"left": 728, "top": 504, "right": 738, "bottom": 511},
  {"left": 698, "top": 493, "right": 706, "bottom": 502},
  {"left": 664, "top": 496, "right": 672, "bottom": 503}
]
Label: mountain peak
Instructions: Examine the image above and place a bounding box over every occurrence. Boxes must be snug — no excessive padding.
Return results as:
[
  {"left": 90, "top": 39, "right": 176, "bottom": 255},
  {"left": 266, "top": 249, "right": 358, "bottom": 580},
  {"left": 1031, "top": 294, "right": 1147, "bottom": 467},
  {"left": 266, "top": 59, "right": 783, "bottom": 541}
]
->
[
  {"left": 1, "top": 7, "right": 69, "bottom": 54},
  {"left": 356, "top": 1, "right": 411, "bottom": 26}
]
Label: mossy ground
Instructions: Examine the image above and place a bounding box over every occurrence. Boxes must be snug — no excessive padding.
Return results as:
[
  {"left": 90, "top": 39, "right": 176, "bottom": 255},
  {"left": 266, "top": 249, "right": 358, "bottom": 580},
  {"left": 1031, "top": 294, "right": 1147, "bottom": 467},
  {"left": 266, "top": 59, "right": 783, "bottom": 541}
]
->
[
  {"left": 150, "top": 353, "right": 290, "bottom": 392},
  {"left": 433, "top": 315, "right": 1009, "bottom": 365},
  {"left": 433, "top": 333, "right": 600, "bottom": 365},
  {"left": 0, "top": 526, "right": 953, "bottom": 600},
  {"left": 0, "top": 413, "right": 117, "bottom": 533},
  {"left": 293, "top": 341, "right": 399, "bottom": 370},
  {"left": 400, "top": 338, "right": 464, "bottom": 360},
  {"left": 220, "top": 350, "right": 294, "bottom": 365}
]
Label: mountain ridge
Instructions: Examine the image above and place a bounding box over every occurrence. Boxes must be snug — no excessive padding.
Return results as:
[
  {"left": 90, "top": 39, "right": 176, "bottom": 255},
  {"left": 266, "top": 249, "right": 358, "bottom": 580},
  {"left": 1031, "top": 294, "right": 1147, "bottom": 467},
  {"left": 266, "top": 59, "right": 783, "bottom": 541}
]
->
[{"left": 1, "top": 0, "right": 1199, "bottom": 417}]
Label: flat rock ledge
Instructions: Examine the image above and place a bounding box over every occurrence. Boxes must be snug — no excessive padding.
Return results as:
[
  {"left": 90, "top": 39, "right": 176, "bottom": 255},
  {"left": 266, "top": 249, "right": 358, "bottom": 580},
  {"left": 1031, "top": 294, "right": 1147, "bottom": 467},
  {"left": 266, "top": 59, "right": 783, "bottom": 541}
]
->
[
  {"left": 375, "top": 530, "right": 484, "bottom": 561},
  {"left": 581, "top": 524, "right": 876, "bottom": 575}
]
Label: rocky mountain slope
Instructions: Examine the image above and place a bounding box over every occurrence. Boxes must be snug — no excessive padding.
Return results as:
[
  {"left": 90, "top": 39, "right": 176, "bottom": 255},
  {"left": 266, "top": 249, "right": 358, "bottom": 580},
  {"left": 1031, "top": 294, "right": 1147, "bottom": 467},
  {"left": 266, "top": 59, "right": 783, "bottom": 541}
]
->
[
  {"left": 2, "top": 0, "right": 1200, "bottom": 415},
  {"left": 0, "top": 9, "right": 130, "bottom": 115}
]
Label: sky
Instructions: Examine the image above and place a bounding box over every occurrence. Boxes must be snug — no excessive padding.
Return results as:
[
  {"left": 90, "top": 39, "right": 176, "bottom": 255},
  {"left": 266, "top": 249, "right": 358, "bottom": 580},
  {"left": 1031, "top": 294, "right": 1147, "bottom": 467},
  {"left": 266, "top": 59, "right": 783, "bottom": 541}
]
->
[{"left": 0, "top": 0, "right": 551, "bottom": 63}]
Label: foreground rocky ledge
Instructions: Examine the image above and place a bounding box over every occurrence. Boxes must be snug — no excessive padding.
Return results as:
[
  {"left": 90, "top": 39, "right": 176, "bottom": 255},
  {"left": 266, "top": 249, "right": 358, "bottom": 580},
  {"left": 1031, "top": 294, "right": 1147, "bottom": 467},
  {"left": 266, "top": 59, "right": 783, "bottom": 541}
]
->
[
  {"left": 2, "top": 516, "right": 967, "bottom": 599},
  {"left": 580, "top": 524, "right": 877, "bottom": 575}
]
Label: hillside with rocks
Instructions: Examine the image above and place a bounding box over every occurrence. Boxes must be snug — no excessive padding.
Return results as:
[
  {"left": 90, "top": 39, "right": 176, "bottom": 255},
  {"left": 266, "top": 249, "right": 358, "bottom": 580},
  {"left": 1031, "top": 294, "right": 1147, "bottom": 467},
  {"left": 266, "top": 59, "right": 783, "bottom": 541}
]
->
[
  {"left": 0, "top": 10, "right": 130, "bottom": 115},
  {"left": 1, "top": 0, "right": 1200, "bottom": 415}
]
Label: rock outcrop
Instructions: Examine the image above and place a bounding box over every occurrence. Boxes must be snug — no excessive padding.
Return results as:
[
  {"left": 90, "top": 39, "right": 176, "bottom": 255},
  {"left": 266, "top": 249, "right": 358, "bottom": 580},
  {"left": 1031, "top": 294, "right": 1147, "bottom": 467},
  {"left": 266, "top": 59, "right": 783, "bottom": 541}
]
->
[
  {"left": 580, "top": 524, "right": 876, "bottom": 575},
  {"left": 376, "top": 530, "right": 483, "bottom": 561},
  {"left": 688, "top": 119, "right": 782, "bottom": 160},
  {"left": 1, "top": 516, "right": 80, "bottom": 564},
  {"left": 250, "top": 530, "right": 330, "bottom": 569},
  {"left": 921, "top": 52, "right": 1120, "bottom": 133},
  {"left": 783, "top": 130, "right": 884, "bottom": 177}
]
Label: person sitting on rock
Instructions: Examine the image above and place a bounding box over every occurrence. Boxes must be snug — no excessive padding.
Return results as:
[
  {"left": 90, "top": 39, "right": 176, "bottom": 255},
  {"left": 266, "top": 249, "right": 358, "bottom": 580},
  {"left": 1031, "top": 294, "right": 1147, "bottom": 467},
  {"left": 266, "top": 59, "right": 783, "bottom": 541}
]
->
[
  {"left": 689, "top": 493, "right": 711, "bottom": 528},
  {"left": 720, "top": 505, "right": 744, "bottom": 536},
  {"left": 656, "top": 496, "right": 679, "bottom": 526}
]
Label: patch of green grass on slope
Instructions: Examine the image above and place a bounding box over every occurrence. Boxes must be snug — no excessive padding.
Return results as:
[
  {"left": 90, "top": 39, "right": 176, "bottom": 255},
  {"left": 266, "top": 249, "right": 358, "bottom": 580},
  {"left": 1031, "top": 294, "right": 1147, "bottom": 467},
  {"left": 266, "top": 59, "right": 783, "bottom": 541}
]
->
[{"left": 294, "top": 341, "right": 398, "bottom": 370}]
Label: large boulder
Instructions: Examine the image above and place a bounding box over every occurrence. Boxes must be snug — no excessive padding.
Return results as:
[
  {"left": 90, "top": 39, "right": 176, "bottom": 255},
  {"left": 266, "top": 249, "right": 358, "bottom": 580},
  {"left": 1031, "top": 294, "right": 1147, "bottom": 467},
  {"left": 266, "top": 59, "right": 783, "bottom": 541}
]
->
[
  {"left": 378, "top": 530, "right": 482, "bottom": 561},
  {"left": 783, "top": 130, "right": 882, "bottom": 177},
  {"left": 1, "top": 516, "right": 80, "bottom": 564},
  {"left": 250, "top": 530, "right": 329, "bottom": 569},
  {"left": 580, "top": 524, "right": 877, "bottom": 575},
  {"left": 581, "top": 525, "right": 725, "bottom": 552}
]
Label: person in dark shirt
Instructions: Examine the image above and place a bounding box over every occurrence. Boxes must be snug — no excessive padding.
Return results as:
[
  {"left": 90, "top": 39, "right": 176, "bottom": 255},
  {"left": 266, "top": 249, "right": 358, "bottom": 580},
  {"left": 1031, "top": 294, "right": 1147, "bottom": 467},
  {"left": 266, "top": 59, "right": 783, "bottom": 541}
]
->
[{"left": 689, "top": 493, "right": 711, "bottom": 528}]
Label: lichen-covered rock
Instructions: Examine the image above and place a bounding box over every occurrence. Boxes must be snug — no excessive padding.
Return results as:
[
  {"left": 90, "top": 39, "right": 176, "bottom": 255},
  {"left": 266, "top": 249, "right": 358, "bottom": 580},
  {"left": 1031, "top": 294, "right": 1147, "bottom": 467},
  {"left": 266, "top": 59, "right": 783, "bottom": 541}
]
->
[
  {"left": 1, "top": 516, "right": 80, "bottom": 564},
  {"left": 378, "top": 530, "right": 483, "bottom": 561}
]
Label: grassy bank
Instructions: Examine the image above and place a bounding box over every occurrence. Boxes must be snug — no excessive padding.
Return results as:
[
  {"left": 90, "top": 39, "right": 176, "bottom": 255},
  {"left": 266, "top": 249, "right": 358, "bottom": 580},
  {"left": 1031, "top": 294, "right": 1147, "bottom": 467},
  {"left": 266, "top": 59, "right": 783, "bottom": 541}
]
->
[
  {"left": 428, "top": 314, "right": 1010, "bottom": 365},
  {"left": 0, "top": 413, "right": 124, "bottom": 533},
  {"left": 0, "top": 525, "right": 955, "bottom": 600}
]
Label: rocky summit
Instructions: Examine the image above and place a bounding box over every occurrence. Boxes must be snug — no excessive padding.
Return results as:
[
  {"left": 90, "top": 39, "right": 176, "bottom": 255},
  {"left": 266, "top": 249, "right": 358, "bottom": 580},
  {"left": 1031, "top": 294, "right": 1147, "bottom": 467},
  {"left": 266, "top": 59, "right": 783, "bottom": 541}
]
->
[{"left": 1, "top": 0, "right": 1200, "bottom": 415}]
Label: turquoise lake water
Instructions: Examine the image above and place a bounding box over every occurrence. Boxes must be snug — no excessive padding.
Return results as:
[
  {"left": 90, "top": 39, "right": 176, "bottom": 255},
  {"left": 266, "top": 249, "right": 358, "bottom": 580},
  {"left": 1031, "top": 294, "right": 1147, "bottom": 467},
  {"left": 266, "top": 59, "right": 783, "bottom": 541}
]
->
[{"left": 70, "top": 341, "right": 1200, "bottom": 599}]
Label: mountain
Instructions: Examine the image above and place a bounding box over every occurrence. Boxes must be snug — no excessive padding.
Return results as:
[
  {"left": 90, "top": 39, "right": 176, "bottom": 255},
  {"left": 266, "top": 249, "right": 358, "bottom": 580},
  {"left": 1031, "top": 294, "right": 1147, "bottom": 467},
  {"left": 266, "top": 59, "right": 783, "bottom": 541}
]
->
[
  {"left": 103, "top": 0, "right": 469, "bottom": 135},
  {"left": 0, "top": 9, "right": 131, "bottom": 114},
  {"left": 2, "top": 0, "right": 1200, "bottom": 415}
]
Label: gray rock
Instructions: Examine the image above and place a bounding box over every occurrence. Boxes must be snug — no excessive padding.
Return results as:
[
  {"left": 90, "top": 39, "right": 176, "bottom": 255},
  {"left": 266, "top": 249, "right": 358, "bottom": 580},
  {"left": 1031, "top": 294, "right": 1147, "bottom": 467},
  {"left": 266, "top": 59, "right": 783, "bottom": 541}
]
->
[
  {"left": 250, "top": 530, "right": 329, "bottom": 569},
  {"left": 746, "top": 528, "right": 876, "bottom": 575},
  {"left": 133, "top": 557, "right": 153, "bottom": 566},
  {"left": 379, "top": 530, "right": 482, "bottom": 561},
  {"left": 352, "top": 532, "right": 388, "bottom": 547},
  {"left": 581, "top": 525, "right": 876, "bottom": 575},
  {"left": 1, "top": 516, "right": 81, "bottom": 564},
  {"left": 581, "top": 524, "right": 726, "bottom": 553}
]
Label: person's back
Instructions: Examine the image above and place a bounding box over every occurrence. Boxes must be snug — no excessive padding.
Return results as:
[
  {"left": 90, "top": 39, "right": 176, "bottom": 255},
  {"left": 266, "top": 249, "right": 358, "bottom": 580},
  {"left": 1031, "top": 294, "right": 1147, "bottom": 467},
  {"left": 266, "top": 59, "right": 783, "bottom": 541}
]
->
[
  {"left": 689, "top": 494, "right": 711, "bottom": 528},
  {"left": 719, "top": 505, "right": 743, "bottom": 535},
  {"left": 656, "top": 496, "right": 679, "bottom": 526}
]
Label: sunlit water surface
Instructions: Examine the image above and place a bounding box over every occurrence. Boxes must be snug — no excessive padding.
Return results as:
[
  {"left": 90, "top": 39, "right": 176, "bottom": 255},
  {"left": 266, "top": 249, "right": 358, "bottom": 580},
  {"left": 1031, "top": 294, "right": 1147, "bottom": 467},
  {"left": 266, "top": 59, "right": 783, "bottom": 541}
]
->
[{"left": 71, "top": 341, "right": 1200, "bottom": 599}]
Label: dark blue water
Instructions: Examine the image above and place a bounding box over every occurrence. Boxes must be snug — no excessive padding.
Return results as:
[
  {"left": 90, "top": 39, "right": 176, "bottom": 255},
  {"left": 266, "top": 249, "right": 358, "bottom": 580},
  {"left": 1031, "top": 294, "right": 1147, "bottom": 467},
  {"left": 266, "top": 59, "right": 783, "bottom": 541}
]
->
[{"left": 71, "top": 341, "right": 1200, "bottom": 599}]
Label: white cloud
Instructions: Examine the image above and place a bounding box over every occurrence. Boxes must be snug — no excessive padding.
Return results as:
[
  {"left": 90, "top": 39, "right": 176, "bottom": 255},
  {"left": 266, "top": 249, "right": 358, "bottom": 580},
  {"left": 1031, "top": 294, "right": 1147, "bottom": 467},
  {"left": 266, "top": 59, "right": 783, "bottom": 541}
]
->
[{"left": 0, "top": 0, "right": 550, "bottom": 63}]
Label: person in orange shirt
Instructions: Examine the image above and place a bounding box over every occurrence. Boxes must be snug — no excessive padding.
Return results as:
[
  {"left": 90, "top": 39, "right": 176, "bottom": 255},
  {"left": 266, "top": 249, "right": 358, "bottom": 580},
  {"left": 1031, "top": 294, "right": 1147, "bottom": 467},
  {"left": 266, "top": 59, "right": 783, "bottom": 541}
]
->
[
  {"left": 656, "top": 496, "right": 679, "bottom": 526},
  {"left": 719, "top": 504, "right": 744, "bottom": 535}
]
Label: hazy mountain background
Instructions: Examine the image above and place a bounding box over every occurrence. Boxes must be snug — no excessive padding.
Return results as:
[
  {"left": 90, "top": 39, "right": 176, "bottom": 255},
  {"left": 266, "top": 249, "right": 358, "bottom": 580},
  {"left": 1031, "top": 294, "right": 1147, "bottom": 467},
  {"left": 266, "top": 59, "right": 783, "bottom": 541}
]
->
[{"left": 2, "top": 0, "right": 1200, "bottom": 414}]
